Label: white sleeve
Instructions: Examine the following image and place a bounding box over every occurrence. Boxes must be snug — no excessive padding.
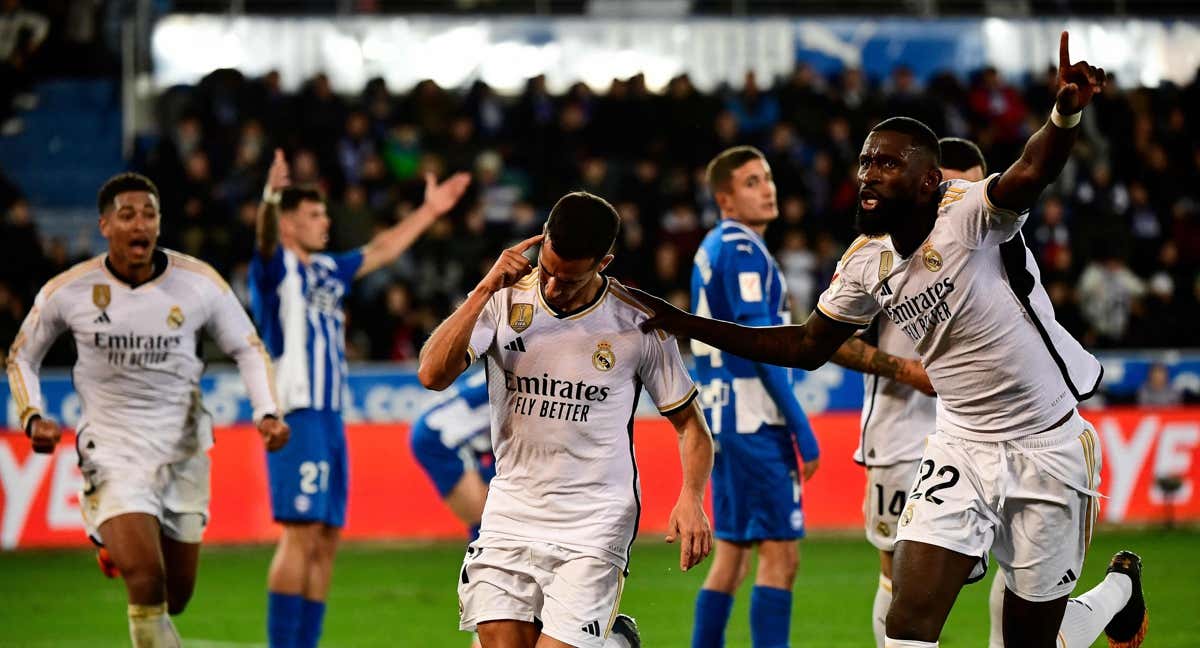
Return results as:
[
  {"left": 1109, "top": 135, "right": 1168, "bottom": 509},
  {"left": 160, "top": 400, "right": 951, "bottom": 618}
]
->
[
  {"left": 816, "top": 246, "right": 880, "bottom": 327},
  {"left": 638, "top": 328, "right": 698, "bottom": 417},
  {"left": 205, "top": 288, "right": 279, "bottom": 423},
  {"left": 5, "top": 288, "right": 67, "bottom": 429},
  {"left": 941, "top": 175, "right": 1028, "bottom": 249},
  {"left": 466, "top": 291, "right": 501, "bottom": 364}
]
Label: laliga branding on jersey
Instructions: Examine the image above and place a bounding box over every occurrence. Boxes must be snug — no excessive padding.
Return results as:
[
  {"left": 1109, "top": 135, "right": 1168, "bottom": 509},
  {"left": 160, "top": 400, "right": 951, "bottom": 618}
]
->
[{"left": 504, "top": 369, "right": 611, "bottom": 422}]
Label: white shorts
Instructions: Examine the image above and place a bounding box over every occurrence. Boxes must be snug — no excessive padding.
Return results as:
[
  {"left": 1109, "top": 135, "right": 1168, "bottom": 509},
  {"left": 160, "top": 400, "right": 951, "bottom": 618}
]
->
[
  {"left": 457, "top": 539, "right": 625, "bottom": 648},
  {"left": 896, "top": 411, "right": 1101, "bottom": 602},
  {"left": 863, "top": 460, "right": 921, "bottom": 552},
  {"left": 78, "top": 430, "right": 211, "bottom": 544}
]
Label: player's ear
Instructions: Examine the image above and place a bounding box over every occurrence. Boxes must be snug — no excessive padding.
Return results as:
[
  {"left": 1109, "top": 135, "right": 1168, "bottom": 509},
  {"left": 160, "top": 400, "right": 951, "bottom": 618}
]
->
[
  {"left": 596, "top": 254, "right": 615, "bottom": 273},
  {"left": 713, "top": 188, "right": 735, "bottom": 215},
  {"left": 98, "top": 213, "right": 111, "bottom": 240},
  {"left": 924, "top": 167, "right": 943, "bottom": 193}
]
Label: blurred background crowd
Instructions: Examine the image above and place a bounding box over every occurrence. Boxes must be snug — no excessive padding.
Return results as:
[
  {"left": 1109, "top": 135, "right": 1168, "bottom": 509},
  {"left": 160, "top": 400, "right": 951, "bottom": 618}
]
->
[{"left": 1, "top": 0, "right": 1198, "bottom": 372}]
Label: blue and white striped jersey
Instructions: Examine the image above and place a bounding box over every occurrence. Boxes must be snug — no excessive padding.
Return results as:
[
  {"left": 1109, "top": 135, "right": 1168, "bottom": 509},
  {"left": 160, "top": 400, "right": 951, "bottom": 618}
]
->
[
  {"left": 249, "top": 246, "right": 363, "bottom": 414},
  {"left": 690, "top": 219, "right": 818, "bottom": 459}
]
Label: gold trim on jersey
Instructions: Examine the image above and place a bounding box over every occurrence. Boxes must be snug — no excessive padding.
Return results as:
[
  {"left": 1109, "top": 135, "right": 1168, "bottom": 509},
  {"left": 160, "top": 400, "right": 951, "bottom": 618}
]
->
[
  {"left": 657, "top": 385, "right": 698, "bottom": 414},
  {"left": 606, "top": 282, "right": 667, "bottom": 341},
  {"left": 40, "top": 255, "right": 103, "bottom": 300},
  {"left": 466, "top": 345, "right": 478, "bottom": 365},
  {"left": 603, "top": 574, "right": 626, "bottom": 639},
  {"left": 537, "top": 276, "right": 609, "bottom": 321},
  {"left": 5, "top": 331, "right": 39, "bottom": 428},
  {"left": 514, "top": 268, "right": 539, "bottom": 290},
  {"left": 816, "top": 302, "right": 873, "bottom": 326},
  {"left": 1079, "top": 426, "right": 1099, "bottom": 545},
  {"left": 248, "top": 333, "right": 280, "bottom": 411},
  {"left": 163, "top": 249, "right": 232, "bottom": 292}
]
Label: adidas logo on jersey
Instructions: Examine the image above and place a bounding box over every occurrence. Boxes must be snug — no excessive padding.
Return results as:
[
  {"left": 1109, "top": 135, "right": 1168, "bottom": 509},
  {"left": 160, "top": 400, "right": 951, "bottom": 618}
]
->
[
  {"left": 1058, "top": 568, "right": 1078, "bottom": 586},
  {"left": 581, "top": 620, "right": 602, "bottom": 637},
  {"left": 93, "top": 311, "right": 111, "bottom": 324},
  {"left": 503, "top": 337, "right": 527, "bottom": 352}
]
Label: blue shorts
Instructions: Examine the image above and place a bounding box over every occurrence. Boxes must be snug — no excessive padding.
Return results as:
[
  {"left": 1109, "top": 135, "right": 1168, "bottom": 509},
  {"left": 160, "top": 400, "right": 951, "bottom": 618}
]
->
[
  {"left": 267, "top": 408, "right": 348, "bottom": 528},
  {"left": 711, "top": 425, "right": 806, "bottom": 542},
  {"left": 410, "top": 419, "right": 495, "bottom": 497}
]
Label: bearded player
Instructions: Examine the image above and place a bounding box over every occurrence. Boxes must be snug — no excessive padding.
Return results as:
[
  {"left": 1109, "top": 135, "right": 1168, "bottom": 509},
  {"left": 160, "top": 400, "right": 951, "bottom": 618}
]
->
[{"left": 627, "top": 33, "right": 1146, "bottom": 648}]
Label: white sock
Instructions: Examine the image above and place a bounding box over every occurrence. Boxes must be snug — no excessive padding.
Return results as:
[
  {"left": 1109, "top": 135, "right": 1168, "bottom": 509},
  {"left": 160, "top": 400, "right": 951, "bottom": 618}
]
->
[
  {"left": 127, "top": 603, "right": 181, "bottom": 648},
  {"left": 884, "top": 638, "right": 938, "bottom": 647},
  {"left": 1057, "top": 573, "right": 1133, "bottom": 648},
  {"left": 987, "top": 573, "right": 1006, "bottom": 648},
  {"left": 873, "top": 574, "right": 892, "bottom": 648}
]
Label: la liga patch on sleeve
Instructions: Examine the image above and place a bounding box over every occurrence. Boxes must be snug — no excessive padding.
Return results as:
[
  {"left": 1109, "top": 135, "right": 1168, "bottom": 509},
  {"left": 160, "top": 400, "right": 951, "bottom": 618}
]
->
[{"left": 738, "top": 272, "right": 763, "bottom": 302}]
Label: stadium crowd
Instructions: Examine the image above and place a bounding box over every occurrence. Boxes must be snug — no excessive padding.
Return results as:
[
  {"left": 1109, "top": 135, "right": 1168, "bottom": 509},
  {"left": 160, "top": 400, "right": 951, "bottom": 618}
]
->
[{"left": 1, "top": 62, "right": 1198, "bottom": 367}]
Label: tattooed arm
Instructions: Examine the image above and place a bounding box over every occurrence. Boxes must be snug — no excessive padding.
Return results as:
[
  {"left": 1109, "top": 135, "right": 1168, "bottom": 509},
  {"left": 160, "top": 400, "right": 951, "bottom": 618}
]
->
[{"left": 832, "top": 336, "right": 935, "bottom": 396}]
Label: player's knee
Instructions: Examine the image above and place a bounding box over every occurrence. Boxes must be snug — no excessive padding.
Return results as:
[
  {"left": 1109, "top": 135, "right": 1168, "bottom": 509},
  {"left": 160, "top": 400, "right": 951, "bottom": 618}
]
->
[
  {"left": 885, "top": 593, "right": 941, "bottom": 641},
  {"left": 758, "top": 543, "right": 799, "bottom": 583},
  {"left": 122, "top": 563, "right": 168, "bottom": 602}
]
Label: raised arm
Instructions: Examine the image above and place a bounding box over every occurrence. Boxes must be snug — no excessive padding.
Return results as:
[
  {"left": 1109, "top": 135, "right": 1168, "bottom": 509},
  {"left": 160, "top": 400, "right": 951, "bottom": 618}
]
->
[
  {"left": 832, "top": 336, "right": 934, "bottom": 396},
  {"left": 989, "top": 31, "right": 1105, "bottom": 213},
  {"left": 257, "top": 149, "right": 289, "bottom": 258},
  {"left": 664, "top": 400, "right": 714, "bottom": 572},
  {"left": 418, "top": 234, "right": 543, "bottom": 390},
  {"left": 629, "top": 286, "right": 857, "bottom": 371},
  {"left": 356, "top": 172, "right": 471, "bottom": 279}
]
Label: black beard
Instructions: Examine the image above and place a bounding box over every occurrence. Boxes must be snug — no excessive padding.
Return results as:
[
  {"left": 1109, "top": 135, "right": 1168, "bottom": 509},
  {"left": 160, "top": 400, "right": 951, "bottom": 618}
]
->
[{"left": 854, "top": 195, "right": 915, "bottom": 236}]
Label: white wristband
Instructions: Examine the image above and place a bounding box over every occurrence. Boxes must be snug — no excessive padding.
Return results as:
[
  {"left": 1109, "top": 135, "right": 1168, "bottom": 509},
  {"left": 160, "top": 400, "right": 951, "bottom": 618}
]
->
[
  {"left": 1051, "top": 105, "right": 1081, "bottom": 129},
  {"left": 262, "top": 184, "right": 281, "bottom": 205}
]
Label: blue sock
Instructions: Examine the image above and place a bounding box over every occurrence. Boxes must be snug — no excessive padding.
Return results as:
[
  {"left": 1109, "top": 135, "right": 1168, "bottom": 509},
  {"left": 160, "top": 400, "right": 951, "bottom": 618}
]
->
[
  {"left": 750, "top": 585, "right": 792, "bottom": 648},
  {"left": 267, "top": 591, "right": 304, "bottom": 648},
  {"left": 692, "top": 589, "right": 734, "bottom": 648},
  {"left": 297, "top": 599, "right": 326, "bottom": 648}
]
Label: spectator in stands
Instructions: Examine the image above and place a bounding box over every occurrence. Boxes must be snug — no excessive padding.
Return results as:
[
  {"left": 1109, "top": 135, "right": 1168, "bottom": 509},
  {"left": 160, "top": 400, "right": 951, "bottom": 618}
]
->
[
  {"left": 1076, "top": 248, "right": 1146, "bottom": 347},
  {"left": 1137, "top": 362, "right": 1183, "bottom": 407},
  {"left": 0, "top": 0, "right": 49, "bottom": 135}
]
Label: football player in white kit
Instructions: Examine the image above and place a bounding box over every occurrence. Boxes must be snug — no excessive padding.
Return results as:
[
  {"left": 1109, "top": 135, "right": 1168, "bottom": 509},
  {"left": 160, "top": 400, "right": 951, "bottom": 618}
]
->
[
  {"left": 418, "top": 191, "right": 713, "bottom": 648},
  {"left": 627, "top": 33, "right": 1146, "bottom": 648},
  {"left": 7, "top": 173, "right": 288, "bottom": 648}
]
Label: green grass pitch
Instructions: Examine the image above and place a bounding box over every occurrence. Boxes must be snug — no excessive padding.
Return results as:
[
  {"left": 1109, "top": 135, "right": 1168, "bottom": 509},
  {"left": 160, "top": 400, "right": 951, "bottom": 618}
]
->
[{"left": 0, "top": 528, "right": 1193, "bottom": 647}]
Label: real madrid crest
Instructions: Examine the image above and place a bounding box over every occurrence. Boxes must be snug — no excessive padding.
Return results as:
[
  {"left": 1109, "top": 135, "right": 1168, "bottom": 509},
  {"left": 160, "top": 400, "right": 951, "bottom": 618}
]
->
[
  {"left": 922, "top": 246, "right": 943, "bottom": 273},
  {"left": 92, "top": 284, "right": 111, "bottom": 310},
  {"left": 592, "top": 341, "right": 615, "bottom": 372},
  {"left": 167, "top": 305, "right": 185, "bottom": 329},
  {"left": 900, "top": 501, "right": 916, "bottom": 527},
  {"left": 508, "top": 303, "right": 533, "bottom": 333}
]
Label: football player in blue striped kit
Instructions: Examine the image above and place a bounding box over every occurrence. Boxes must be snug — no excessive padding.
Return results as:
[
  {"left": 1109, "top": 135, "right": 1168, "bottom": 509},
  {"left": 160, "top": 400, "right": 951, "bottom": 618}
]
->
[{"left": 251, "top": 150, "right": 469, "bottom": 648}]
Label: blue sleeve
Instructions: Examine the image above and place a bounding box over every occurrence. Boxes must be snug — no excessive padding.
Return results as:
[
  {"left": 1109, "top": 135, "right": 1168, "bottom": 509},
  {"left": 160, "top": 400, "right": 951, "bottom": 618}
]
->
[
  {"left": 720, "top": 243, "right": 819, "bottom": 460},
  {"left": 250, "top": 246, "right": 287, "bottom": 291},
  {"left": 715, "top": 241, "right": 773, "bottom": 323},
  {"left": 330, "top": 248, "right": 365, "bottom": 286},
  {"left": 755, "top": 362, "right": 819, "bottom": 461}
]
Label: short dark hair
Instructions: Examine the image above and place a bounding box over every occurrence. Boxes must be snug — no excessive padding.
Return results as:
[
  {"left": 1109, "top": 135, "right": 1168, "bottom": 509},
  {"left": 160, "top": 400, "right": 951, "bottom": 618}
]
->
[
  {"left": 939, "top": 137, "right": 987, "bottom": 175},
  {"left": 280, "top": 186, "right": 325, "bottom": 212},
  {"left": 706, "top": 145, "right": 765, "bottom": 194},
  {"left": 545, "top": 191, "right": 620, "bottom": 262},
  {"left": 870, "top": 117, "right": 941, "bottom": 166},
  {"left": 97, "top": 172, "right": 159, "bottom": 214}
]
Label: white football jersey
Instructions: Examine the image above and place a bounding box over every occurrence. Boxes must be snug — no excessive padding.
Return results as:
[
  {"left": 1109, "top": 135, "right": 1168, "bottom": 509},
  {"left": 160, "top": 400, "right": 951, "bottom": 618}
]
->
[
  {"left": 468, "top": 271, "right": 698, "bottom": 570},
  {"left": 7, "top": 249, "right": 278, "bottom": 464},
  {"left": 855, "top": 315, "right": 935, "bottom": 467},
  {"left": 819, "top": 176, "right": 1101, "bottom": 441}
]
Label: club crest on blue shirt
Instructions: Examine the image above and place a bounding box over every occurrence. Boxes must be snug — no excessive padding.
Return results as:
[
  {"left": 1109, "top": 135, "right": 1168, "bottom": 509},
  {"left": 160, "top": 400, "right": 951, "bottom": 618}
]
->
[
  {"left": 508, "top": 303, "right": 533, "bottom": 333},
  {"left": 592, "top": 341, "right": 615, "bottom": 372}
]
